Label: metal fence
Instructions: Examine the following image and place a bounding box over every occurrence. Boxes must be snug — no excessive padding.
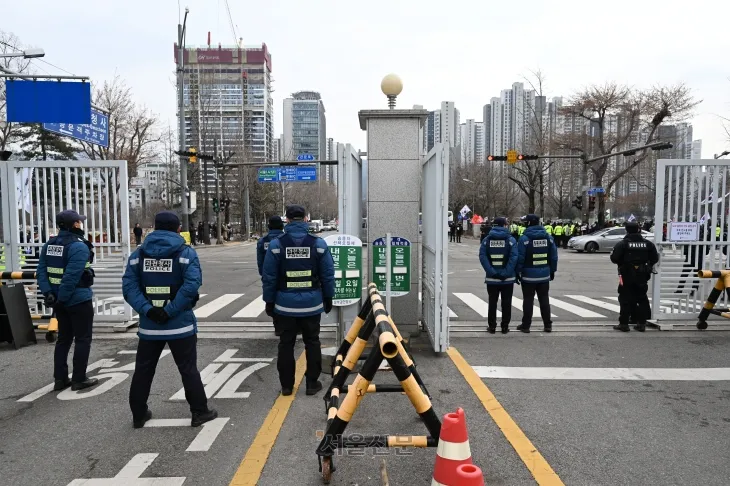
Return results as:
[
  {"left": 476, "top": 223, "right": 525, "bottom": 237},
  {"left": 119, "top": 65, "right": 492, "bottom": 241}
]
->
[
  {"left": 0, "top": 160, "right": 132, "bottom": 325},
  {"left": 652, "top": 159, "right": 730, "bottom": 326}
]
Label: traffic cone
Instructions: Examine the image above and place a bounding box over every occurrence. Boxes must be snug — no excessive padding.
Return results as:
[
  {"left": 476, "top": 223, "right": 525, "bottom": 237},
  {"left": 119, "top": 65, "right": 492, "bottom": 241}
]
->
[
  {"left": 455, "top": 464, "right": 485, "bottom": 486},
  {"left": 432, "top": 407, "right": 473, "bottom": 486}
]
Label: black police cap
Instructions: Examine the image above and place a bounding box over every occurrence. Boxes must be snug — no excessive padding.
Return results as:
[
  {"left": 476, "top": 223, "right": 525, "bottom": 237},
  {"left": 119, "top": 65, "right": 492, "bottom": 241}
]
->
[
  {"left": 154, "top": 211, "right": 181, "bottom": 232},
  {"left": 56, "top": 209, "right": 86, "bottom": 228},
  {"left": 286, "top": 205, "right": 306, "bottom": 220}
]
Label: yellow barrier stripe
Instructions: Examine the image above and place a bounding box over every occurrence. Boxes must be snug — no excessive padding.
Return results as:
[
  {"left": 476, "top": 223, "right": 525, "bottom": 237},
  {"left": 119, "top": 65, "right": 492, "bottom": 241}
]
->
[
  {"left": 229, "top": 352, "right": 306, "bottom": 486},
  {"left": 447, "top": 347, "right": 565, "bottom": 486}
]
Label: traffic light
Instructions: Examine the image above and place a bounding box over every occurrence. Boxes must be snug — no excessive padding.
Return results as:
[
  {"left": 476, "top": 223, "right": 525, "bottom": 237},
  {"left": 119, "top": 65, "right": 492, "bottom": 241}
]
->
[
  {"left": 189, "top": 147, "right": 197, "bottom": 163},
  {"left": 487, "top": 155, "right": 507, "bottom": 162},
  {"left": 518, "top": 154, "right": 539, "bottom": 161},
  {"left": 223, "top": 197, "right": 231, "bottom": 209},
  {"left": 588, "top": 196, "right": 596, "bottom": 211},
  {"left": 572, "top": 196, "right": 582, "bottom": 210},
  {"left": 212, "top": 197, "right": 219, "bottom": 213}
]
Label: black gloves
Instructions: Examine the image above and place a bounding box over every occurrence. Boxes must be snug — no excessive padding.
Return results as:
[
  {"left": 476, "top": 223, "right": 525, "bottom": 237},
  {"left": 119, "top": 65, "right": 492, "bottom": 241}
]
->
[
  {"left": 497, "top": 274, "right": 507, "bottom": 281},
  {"left": 550, "top": 272, "right": 555, "bottom": 281},
  {"left": 515, "top": 275, "right": 521, "bottom": 285},
  {"left": 147, "top": 307, "right": 170, "bottom": 324},
  {"left": 265, "top": 302, "right": 275, "bottom": 317},
  {"left": 44, "top": 293, "right": 57, "bottom": 307},
  {"left": 324, "top": 297, "right": 333, "bottom": 314}
]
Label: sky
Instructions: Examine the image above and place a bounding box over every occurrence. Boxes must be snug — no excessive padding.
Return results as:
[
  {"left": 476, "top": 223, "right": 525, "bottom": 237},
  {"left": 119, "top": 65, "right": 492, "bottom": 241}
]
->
[{"left": 3, "top": 0, "right": 729, "bottom": 157}]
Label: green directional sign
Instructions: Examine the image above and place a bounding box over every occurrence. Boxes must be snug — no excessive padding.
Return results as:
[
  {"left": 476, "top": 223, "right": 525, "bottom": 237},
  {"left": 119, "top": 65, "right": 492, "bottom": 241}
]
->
[
  {"left": 324, "top": 234, "right": 363, "bottom": 306},
  {"left": 371, "top": 236, "right": 411, "bottom": 297}
]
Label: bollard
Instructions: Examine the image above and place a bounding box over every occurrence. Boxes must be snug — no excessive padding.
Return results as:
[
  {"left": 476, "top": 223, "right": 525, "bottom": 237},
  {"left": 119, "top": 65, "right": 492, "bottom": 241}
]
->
[
  {"left": 696, "top": 270, "right": 730, "bottom": 330},
  {"left": 1, "top": 271, "right": 56, "bottom": 342}
]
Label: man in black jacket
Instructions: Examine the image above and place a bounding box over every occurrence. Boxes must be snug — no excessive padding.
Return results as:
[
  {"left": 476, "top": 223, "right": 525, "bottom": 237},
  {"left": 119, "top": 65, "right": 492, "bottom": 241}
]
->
[{"left": 610, "top": 221, "right": 659, "bottom": 332}]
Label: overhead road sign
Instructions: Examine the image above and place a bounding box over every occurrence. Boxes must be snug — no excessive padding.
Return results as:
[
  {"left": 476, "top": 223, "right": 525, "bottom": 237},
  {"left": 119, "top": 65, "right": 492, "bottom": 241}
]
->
[
  {"left": 296, "top": 153, "right": 315, "bottom": 161},
  {"left": 43, "top": 108, "right": 110, "bottom": 148},
  {"left": 5, "top": 79, "right": 91, "bottom": 124},
  {"left": 257, "top": 166, "right": 318, "bottom": 183},
  {"left": 507, "top": 149, "right": 518, "bottom": 164}
]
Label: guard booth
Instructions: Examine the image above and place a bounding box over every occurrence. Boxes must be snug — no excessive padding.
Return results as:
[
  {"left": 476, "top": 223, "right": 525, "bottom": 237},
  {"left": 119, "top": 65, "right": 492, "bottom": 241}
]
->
[
  {"left": 0, "top": 160, "right": 133, "bottom": 329},
  {"left": 652, "top": 158, "right": 730, "bottom": 328},
  {"left": 421, "top": 143, "right": 450, "bottom": 352}
]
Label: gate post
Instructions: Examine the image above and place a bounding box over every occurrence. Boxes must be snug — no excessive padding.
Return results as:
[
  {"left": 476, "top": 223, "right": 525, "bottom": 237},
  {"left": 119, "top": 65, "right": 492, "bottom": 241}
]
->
[{"left": 359, "top": 95, "right": 427, "bottom": 338}]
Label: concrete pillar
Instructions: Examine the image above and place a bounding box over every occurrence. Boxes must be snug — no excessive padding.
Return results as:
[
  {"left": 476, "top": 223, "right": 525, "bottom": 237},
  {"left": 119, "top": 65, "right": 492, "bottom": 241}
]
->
[{"left": 359, "top": 108, "right": 428, "bottom": 337}]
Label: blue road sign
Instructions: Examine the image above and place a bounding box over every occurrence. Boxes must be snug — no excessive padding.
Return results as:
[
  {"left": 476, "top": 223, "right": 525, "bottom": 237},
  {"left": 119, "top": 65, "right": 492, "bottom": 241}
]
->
[
  {"left": 43, "top": 109, "right": 109, "bottom": 148},
  {"left": 590, "top": 187, "right": 605, "bottom": 194},
  {"left": 257, "top": 166, "right": 318, "bottom": 183},
  {"left": 296, "top": 154, "right": 315, "bottom": 161},
  {"left": 5, "top": 80, "right": 91, "bottom": 124}
]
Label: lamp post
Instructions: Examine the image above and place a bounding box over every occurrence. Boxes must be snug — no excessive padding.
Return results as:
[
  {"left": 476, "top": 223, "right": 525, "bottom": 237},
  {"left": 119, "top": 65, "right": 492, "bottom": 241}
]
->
[
  {"left": 714, "top": 151, "right": 730, "bottom": 159},
  {"left": 380, "top": 74, "right": 403, "bottom": 109},
  {"left": 0, "top": 49, "right": 45, "bottom": 59},
  {"left": 177, "top": 7, "right": 190, "bottom": 230}
]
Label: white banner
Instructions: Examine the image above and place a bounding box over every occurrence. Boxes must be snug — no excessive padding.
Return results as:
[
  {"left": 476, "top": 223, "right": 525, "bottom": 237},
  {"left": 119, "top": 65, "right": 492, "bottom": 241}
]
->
[{"left": 15, "top": 167, "right": 34, "bottom": 213}]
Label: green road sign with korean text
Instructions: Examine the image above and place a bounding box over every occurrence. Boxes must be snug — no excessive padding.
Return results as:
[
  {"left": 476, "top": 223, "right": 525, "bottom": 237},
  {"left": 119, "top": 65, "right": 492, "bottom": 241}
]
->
[
  {"left": 324, "top": 234, "right": 363, "bottom": 306},
  {"left": 371, "top": 236, "right": 411, "bottom": 297}
]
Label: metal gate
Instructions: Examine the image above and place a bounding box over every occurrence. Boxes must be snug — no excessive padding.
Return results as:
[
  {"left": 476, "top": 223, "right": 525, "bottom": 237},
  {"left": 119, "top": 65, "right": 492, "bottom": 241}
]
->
[
  {"left": 652, "top": 158, "right": 730, "bottom": 327},
  {"left": 0, "top": 160, "right": 132, "bottom": 325},
  {"left": 421, "top": 143, "right": 449, "bottom": 352}
]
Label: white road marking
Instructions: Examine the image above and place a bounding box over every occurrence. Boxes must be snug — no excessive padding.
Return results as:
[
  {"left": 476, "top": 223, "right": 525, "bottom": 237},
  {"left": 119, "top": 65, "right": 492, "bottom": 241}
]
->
[
  {"left": 474, "top": 366, "right": 730, "bottom": 381},
  {"left": 66, "top": 453, "right": 186, "bottom": 485},
  {"left": 565, "top": 295, "right": 621, "bottom": 313},
  {"left": 511, "top": 297, "right": 558, "bottom": 318},
  {"left": 548, "top": 297, "right": 606, "bottom": 318},
  {"left": 18, "top": 359, "right": 117, "bottom": 403},
  {"left": 216, "top": 363, "right": 270, "bottom": 398},
  {"left": 214, "top": 349, "right": 274, "bottom": 363},
  {"left": 144, "top": 417, "right": 230, "bottom": 452},
  {"left": 453, "top": 293, "right": 500, "bottom": 318},
  {"left": 194, "top": 293, "right": 244, "bottom": 318},
  {"left": 232, "top": 295, "right": 266, "bottom": 318}
]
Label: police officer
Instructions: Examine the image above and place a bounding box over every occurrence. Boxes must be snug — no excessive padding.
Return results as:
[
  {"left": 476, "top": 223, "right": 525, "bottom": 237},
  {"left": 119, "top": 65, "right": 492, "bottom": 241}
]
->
[
  {"left": 610, "top": 221, "right": 658, "bottom": 332},
  {"left": 262, "top": 205, "right": 335, "bottom": 396},
  {"left": 553, "top": 222, "right": 564, "bottom": 249},
  {"left": 37, "top": 210, "right": 98, "bottom": 391},
  {"left": 479, "top": 217, "right": 518, "bottom": 334},
  {"left": 516, "top": 214, "right": 558, "bottom": 333},
  {"left": 258, "top": 216, "right": 285, "bottom": 335},
  {"left": 544, "top": 220, "right": 553, "bottom": 237},
  {"left": 123, "top": 211, "right": 217, "bottom": 428}
]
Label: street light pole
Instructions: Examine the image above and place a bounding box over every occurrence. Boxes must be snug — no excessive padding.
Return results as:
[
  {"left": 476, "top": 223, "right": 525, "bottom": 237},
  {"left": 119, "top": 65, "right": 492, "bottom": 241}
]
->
[{"left": 177, "top": 8, "right": 189, "bottom": 231}]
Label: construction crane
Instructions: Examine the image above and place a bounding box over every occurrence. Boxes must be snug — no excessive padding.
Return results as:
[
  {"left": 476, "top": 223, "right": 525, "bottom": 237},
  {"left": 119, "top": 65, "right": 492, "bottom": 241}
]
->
[{"left": 224, "top": 0, "right": 242, "bottom": 47}]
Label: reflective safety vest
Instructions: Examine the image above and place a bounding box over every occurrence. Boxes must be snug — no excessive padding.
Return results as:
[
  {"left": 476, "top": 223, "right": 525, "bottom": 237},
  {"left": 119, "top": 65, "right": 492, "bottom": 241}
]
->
[
  {"left": 138, "top": 247, "right": 185, "bottom": 308},
  {"left": 518, "top": 226, "right": 526, "bottom": 236},
  {"left": 277, "top": 233, "right": 321, "bottom": 291},
  {"left": 716, "top": 227, "right": 721, "bottom": 238},
  {"left": 554, "top": 225, "right": 563, "bottom": 236},
  {"left": 571, "top": 224, "right": 577, "bottom": 235},
  {"left": 545, "top": 225, "right": 553, "bottom": 235},
  {"left": 524, "top": 235, "right": 550, "bottom": 270},
  {"left": 44, "top": 233, "right": 94, "bottom": 292},
  {"left": 510, "top": 224, "right": 518, "bottom": 234},
  {"left": 564, "top": 225, "right": 572, "bottom": 236}
]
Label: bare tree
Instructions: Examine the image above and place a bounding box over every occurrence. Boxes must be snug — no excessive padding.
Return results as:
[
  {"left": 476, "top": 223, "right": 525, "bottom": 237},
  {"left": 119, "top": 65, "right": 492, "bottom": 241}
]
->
[
  {"left": 0, "top": 31, "right": 34, "bottom": 153},
  {"left": 79, "top": 76, "right": 160, "bottom": 179},
  {"left": 562, "top": 82, "right": 699, "bottom": 225}
]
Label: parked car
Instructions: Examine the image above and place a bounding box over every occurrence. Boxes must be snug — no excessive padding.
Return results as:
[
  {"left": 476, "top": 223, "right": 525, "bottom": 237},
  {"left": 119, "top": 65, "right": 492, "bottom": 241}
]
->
[{"left": 567, "top": 227, "right": 654, "bottom": 253}]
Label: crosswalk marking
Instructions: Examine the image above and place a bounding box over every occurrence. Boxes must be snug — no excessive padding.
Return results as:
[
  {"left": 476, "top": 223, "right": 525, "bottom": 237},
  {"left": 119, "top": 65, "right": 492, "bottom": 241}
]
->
[
  {"left": 194, "top": 294, "right": 244, "bottom": 318},
  {"left": 565, "top": 295, "right": 621, "bottom": 313},
  {"left": 454, "top": 293, "right": 500, "bottom": 318},
  {"left": 511, "top": 297, "right": 558, "bottom": 318},
  {"left": 233, "top": 295, "right": 266, "bottom": 318},
  {"left": 548, "top": 297, "right": 606, "bottom": 318}
]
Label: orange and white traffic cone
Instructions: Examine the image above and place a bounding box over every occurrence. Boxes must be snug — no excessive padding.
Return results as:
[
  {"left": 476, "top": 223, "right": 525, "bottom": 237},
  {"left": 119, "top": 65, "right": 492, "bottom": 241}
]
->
[
  {"left": 432, "top": 407, "right": 473, "bottom": 486},
  {"left": 455, "top": 464, "right": 485, "bottom": 486}
]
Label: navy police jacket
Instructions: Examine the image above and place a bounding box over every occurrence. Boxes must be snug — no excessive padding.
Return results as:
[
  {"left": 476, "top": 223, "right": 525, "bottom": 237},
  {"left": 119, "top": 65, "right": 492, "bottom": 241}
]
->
[
  {"left": 257, "top": 229, "right": 284, "bottom": 276},
  {"left": 479, "top": 226, "right": 518, "bottom": 285},
  {"left": 262, "top": 221, "right": 335, "bottom": 317},
  {"left": 37, "top": 230, "right": 93, "bottom": 307},
  {"left": 516, "top": 225, "right": 558, "bottom": 284},
  {"left": 123, "top": 230, "right": 202, "bottom": 340}
]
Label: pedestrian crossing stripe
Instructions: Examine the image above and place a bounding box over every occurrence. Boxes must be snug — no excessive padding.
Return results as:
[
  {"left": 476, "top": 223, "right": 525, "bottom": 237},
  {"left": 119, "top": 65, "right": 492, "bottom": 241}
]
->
[{"left": 194, "top": 294, "right": 245, "bottom": 318}]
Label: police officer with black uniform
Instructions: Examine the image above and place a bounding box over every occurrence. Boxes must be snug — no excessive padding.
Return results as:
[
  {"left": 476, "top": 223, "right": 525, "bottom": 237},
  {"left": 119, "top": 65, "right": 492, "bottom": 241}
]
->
[
  {"left": 262, "top": 205, "right": 335, "bottom": 396},
  {"left": 123, "top": 211, "right": 217, "bottom": 428},
  {"left": 610, "top": 221, "right": 659, "bottom": 332},
  {"left": 37, "top": 210, "right": 98, "bottom": 391}
]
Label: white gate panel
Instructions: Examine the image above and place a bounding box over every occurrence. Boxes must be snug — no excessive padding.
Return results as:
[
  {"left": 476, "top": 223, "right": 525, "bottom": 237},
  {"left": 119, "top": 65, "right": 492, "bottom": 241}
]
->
[
  {"left": 2, "top": 161, "right": 131, "bottom": 323},
  {"left": 653, "top": 159, "right": 730, "bottom": 324},
  {"left": 421, "top": 144, "right": 449, "bottom": 352}
]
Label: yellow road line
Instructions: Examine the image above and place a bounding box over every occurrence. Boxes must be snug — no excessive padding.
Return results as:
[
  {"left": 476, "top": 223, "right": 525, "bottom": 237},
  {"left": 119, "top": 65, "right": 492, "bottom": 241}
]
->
[
  {"left": 229, "top": 352, "right": 306, "bottom": 486},
  {"left": 447, "top": 347, "right": 564, "bottom": 486}
]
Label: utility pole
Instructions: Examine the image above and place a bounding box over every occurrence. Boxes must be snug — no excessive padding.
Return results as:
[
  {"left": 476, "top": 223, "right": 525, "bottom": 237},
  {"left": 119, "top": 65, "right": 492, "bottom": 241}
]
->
[
  {"left": 215, "top": 150, "right": 235, "bottom": 245},
  {"left": 177, "top": 8, "right": 189, "bottom": 230},
  {"left": 244, "top": 168, "right": 251, "bottom": 239},
  {"left": 203, "top": 145, "right": 211, "bottom": 245}
]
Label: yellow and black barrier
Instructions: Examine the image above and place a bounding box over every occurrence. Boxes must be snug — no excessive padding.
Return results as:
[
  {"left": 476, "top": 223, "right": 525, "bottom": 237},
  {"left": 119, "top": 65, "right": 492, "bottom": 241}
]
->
[
  {"left": 1, "top": 271, "right": 57, "bottom": 342},
  {"left": 316, "top": 283, "right": 441, "bottom": 483},
  {"left": 696, "top": 270, "right": 730, "bottom": 330}
]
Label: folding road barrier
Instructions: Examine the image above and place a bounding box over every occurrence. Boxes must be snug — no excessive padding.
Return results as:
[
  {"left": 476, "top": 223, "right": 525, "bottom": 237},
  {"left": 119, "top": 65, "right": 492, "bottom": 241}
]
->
[
  {"left": 1, "top": 271, "right": 58, "bottom": 344},
  {"left": 316, "top": 283, "right": 441, "bottom": 484},
  {"left": 696, "top": 269, "right": 730, "bottom": 329}
]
